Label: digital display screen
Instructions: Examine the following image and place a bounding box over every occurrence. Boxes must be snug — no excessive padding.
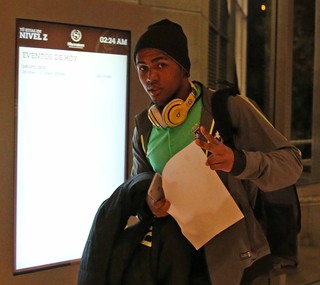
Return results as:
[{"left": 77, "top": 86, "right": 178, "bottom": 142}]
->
[{"left": 15, "top": 19, "right": 130, "bottom": 273}]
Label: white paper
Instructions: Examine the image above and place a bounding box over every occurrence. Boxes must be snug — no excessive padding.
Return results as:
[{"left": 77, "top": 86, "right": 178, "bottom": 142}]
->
[{"left": 162, "top": 141, "right": 244, "bottom": 249}]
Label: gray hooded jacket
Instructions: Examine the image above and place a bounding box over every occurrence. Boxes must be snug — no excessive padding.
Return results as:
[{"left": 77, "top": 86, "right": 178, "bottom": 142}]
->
[{"left": 131, "top": 82, "right": 303, "bottom": 285}]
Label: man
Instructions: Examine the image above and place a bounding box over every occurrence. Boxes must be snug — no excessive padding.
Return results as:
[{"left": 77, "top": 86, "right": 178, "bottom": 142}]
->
[{"left": 131, "top": 19, "right": 303, "bottom": 285}]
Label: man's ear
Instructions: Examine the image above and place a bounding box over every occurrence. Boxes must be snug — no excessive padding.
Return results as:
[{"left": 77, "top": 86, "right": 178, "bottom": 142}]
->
[
  {"left": 180, "top": 66, "right": 189, "bottom": 78},
  {"left": 183, "top": 67, "right": 190, "bottom": 78}
]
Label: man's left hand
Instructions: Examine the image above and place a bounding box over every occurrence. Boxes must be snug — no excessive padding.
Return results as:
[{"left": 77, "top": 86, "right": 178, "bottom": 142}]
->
[{"left": 195, "top": 126, "right": 234, "bottom": 172}]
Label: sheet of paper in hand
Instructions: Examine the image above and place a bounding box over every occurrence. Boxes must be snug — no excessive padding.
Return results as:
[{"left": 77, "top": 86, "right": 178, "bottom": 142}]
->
[{"left": 162, "top": 141, "right": 244, "bottom": 249}]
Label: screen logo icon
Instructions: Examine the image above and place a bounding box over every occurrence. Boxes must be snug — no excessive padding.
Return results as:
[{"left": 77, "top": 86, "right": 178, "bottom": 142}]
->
[{"left": 71, "top": 29, "right": 82, "bottom": 42}]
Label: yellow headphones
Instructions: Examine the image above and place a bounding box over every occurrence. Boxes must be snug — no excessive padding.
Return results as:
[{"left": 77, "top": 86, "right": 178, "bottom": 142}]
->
[{"left": 148, "top": 81, "right": 200, "bottom": 128}]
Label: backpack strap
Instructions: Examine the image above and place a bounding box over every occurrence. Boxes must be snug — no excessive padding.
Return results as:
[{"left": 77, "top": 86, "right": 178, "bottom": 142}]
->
[{"left": 211, "top": 87, "right": 238, "bottom": 148}]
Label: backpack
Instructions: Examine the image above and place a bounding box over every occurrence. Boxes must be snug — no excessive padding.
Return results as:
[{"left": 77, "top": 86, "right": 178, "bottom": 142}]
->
[{"left": 210, "top": 85, "right": 301, "bottom": 268}]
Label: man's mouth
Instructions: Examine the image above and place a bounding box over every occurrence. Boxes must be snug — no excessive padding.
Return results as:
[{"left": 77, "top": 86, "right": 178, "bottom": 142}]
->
[{"left": 147, "top": 86, "right": 161, "bottom": 96}]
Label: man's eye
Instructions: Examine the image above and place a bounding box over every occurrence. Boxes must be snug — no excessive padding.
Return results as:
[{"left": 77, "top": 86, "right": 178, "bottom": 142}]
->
[
  {"left": 158, "top": 63, "right": 166, "bottom": 69},
  {"left": 138, "top": 65, "right": 147, "bottom": 72}
]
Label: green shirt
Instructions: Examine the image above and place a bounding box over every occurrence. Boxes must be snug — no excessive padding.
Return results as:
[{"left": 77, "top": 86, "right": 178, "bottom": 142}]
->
[{"left": 146, "top": 98, "right": 202, "bottom": 174}]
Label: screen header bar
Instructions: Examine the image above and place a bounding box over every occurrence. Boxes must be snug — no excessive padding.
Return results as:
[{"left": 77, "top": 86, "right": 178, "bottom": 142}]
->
[{"left": 17, "top": 19, "right": 130, "bottom": 55}]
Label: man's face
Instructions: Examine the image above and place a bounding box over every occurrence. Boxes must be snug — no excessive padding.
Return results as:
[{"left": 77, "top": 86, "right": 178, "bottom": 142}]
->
[{"left": 135, "top": 49, "right": 188, "bottom": 109}]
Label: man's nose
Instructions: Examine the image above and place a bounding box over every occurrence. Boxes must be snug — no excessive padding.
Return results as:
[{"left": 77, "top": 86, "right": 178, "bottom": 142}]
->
[{"left": 146, "top": 68, "right": 157, "bottom": 82}]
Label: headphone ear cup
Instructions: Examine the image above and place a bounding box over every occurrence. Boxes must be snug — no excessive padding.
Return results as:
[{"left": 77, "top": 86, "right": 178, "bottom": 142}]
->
[
  {"left": 148, "top": 84, "right": 198, "bottom": 128},
  {"left": 148, "top": 105, "right": 167, "bottom": 128},
  {"left": 162, "top": 98, "right": 188, "bottom": 127}
]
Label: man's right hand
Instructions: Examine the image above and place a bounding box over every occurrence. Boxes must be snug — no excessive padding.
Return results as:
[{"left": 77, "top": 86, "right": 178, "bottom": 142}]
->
[{"left": 146, "top": 196, "right": 170, "bottom": 218}]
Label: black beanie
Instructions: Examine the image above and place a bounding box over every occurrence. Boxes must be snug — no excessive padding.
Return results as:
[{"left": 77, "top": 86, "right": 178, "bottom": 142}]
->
[{"left": 134, "top": 19, "right": 191, "bottom": 75}]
